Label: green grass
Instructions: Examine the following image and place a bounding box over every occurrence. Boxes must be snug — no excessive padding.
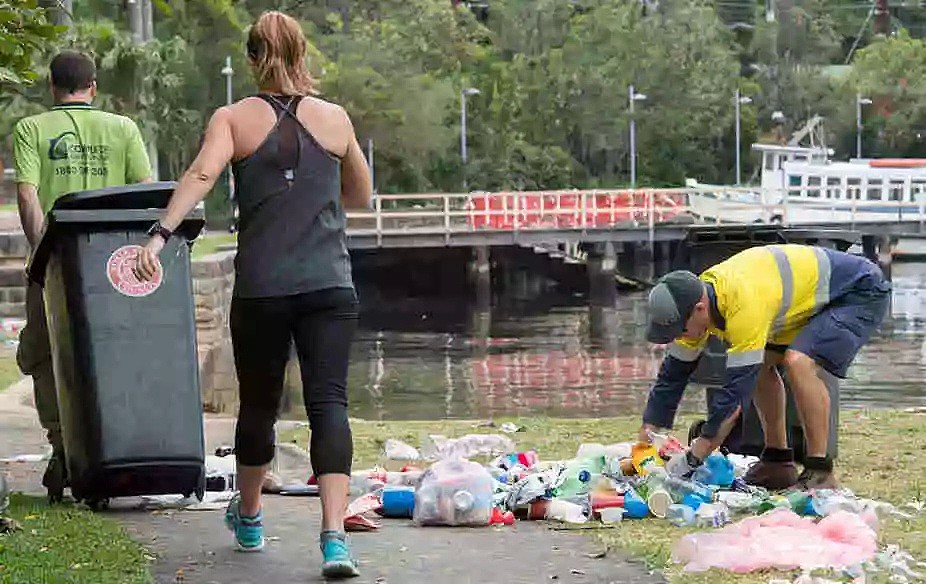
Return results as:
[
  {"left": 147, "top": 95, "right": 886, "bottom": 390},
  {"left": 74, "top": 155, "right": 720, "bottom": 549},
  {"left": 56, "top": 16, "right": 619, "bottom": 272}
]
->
[
  {"left": 190, "top": 232, "right": 236, "bottom": 259},
  {"left": 0, "top": 494, "right": 153, "bottom": 584},
  {"left": 0, "top": 204, "right": 16, "bottom": 213},
  {"left": 282, "top": 410, "right": 926, "bottom": 584},
  {"left": 0, "top": 353, "right": 22, "bottom": 392}
]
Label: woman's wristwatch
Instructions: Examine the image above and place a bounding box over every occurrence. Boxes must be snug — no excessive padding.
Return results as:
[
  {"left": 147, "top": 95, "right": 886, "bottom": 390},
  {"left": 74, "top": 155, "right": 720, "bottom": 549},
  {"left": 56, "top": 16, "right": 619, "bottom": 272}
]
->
[{"left": 146, "top": 221, "right": 173, "bottom": 242}]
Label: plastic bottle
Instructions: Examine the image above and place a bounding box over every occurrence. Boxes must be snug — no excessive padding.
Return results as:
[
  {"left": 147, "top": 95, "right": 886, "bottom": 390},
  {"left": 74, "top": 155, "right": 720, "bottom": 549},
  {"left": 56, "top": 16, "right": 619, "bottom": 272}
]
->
[
  {"left": 621, "top": 487, "right": 650, "bottom": 519},
  {"left": 663, "top": 475, "right": 716, "bottom": 504},
  {"left": 646, "top": 430, "right": 685, "bottom": 459},
  {"left": 809, "top": 490, "right": 863, "bottom": 517},
  {"left": 666, "top": 503, "right": 696, "bottom": 526},
  {"left": 554, "top": 456, "right": 606, "bottom": 498},
  {"left": 716, "top": 491, "right": 756, "bottom": 513},
  {"left": 694, "top": 502, "right": 731, "bottom": 528},
  {"left": 730, "top": 476, "right": 768, "bottom": 497}
]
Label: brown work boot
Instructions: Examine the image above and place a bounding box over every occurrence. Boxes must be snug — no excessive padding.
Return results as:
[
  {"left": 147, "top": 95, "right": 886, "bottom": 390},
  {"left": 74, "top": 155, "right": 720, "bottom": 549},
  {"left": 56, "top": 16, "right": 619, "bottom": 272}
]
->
[
  {"left": 794, "top": 457, "right": 839, "bottom": 491},
  {"left": 41, "top": 448, "right": 69, "bottom": 504},
  {"left": 742, "top": 448, "right": 799, "bottom": 491}
]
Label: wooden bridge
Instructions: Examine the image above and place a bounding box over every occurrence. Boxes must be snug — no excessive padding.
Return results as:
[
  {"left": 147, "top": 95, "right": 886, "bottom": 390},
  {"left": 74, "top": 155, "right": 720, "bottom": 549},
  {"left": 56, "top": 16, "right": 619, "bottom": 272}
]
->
[{"left": 344, "top": 187, "right": 926, "bottom": 250}]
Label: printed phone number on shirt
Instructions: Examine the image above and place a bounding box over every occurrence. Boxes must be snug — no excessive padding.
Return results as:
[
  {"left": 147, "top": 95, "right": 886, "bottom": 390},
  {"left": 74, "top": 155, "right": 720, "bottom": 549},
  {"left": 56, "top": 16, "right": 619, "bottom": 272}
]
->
[{"left": 54, "top": 165, "right": 109, "bottom": 177}]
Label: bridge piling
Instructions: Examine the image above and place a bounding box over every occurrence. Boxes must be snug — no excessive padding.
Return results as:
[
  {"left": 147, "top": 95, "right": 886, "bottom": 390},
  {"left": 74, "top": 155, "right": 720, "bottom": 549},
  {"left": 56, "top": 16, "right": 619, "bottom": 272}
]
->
[
  {"left": 588, "top": 241, "right": 618, "bottom": 308},
  {"left": 467, "top": 245, "right": 492, "bottom": 312},
  {"left": 589, "top": 306, "right": 620, "bottom": 351},
  {"left": 862, "top": 234, "right": 893, "bottom": 282}
]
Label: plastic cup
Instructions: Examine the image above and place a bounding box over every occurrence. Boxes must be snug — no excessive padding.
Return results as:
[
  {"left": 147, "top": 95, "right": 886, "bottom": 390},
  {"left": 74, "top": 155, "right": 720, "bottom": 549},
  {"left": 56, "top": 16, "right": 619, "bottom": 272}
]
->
[
  {"left": 646, "top": 488, "right": 673, "bottom": 518},
  {"left": 599, "top": 507, "right": 625, "bottom": 524}
]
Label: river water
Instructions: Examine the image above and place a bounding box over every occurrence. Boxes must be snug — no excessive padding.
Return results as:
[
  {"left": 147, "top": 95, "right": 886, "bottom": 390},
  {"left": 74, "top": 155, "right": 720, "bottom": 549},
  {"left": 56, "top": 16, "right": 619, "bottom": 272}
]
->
[{"left": 300, "top": 263, "right": 926, "bottom": 422}]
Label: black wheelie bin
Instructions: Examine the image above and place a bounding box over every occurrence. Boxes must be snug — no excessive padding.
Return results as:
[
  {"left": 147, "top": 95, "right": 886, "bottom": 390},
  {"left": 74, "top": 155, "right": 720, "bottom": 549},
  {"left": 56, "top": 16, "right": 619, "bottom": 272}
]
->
[
  {"left": 673, "top": 225, "right": 861, "bottom": 464},
  {"left": 27, "top": 182, "right": 206, "bottom": 509}
]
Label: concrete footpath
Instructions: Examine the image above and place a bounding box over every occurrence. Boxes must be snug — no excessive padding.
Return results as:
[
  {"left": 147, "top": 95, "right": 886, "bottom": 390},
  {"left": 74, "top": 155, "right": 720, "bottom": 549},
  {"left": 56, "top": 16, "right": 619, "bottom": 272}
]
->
[{"left": 0, "top": 379, "right": 663, "bottom": 584}]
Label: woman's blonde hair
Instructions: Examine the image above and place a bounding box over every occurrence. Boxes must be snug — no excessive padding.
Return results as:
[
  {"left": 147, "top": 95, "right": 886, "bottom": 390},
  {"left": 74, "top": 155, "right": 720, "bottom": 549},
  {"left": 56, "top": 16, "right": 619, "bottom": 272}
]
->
[{"left": 246, "top": 11, "right": 317, "bottom": 96}]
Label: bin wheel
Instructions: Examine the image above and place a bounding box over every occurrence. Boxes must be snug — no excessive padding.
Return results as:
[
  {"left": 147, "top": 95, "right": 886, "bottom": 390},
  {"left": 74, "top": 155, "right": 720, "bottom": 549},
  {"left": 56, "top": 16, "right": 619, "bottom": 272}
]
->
[
  {"left": 184, "top": 488, "right": 205, "bottom": 502},
  {"left": 85, "top": 498, "right": 110, "bottom": 512}
]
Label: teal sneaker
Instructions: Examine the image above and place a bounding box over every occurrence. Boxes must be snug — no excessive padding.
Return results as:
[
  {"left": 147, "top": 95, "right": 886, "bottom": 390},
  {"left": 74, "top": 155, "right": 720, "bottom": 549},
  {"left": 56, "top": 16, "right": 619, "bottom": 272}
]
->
[
  {"left": 320, "top": 530, "right": 360, "bottom": 579},
  {"left": 224, "top": 493, "right": 265, "bottom": 552}
]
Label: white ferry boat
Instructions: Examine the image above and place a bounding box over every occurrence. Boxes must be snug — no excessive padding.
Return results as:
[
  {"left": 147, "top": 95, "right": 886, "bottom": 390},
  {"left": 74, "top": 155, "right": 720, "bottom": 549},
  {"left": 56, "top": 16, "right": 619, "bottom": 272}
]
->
[{"left": 686, "top": 143, "right": 926, "bottom": 226}]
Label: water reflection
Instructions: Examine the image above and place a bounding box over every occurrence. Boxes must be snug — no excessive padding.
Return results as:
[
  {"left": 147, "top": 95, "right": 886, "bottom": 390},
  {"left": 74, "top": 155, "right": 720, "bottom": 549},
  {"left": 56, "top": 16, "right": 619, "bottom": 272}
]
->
[{"left": 284, "top": 263, "right": 926, "bottom": 421}]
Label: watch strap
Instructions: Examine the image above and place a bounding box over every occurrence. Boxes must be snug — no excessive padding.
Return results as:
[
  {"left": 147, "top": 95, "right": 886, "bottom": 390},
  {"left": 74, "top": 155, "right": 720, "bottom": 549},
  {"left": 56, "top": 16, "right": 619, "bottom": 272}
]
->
[{"left": 148, "top": 221, "right": 173, "bottom": 241}]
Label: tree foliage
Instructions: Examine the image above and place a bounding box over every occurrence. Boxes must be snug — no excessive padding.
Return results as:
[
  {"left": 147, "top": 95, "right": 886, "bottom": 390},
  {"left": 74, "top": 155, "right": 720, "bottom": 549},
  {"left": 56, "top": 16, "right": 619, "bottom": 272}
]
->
[
  {"left": 0, "top": 0, "right": 64, "bottom": 87},
  {"left": 1, "top": 0, "right": 925, "bottom": 197}
]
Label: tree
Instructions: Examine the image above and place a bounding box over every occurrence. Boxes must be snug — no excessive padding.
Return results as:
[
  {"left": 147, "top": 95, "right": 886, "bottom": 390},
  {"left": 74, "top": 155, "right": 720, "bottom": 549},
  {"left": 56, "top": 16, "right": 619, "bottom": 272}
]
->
[
  {"left": 0, "top": 0, "right": 64, "bottom": 88},
  {"left": 849, "top": 30, "right": 926, "bottom": 157}
]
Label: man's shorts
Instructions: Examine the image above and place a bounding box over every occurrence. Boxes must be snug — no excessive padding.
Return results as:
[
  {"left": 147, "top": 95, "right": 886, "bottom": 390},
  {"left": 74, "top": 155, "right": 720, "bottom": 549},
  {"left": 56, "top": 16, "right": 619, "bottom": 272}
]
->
[{"left": 766, "top": 273, "right": 892, "bottom": 378}]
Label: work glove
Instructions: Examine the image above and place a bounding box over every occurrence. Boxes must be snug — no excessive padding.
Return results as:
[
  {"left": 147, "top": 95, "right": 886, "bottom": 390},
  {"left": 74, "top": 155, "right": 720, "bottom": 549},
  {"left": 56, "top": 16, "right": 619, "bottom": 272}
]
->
[{"left": 665, "top": 450, "right": 703, "bottom": 480}]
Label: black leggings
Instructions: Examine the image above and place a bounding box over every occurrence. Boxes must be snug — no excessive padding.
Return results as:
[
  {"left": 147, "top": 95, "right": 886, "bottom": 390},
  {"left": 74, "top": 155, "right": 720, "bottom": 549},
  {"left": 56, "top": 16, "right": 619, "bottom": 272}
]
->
[{"left": 230, "top": 286, "right": 358, "bottom": 475}]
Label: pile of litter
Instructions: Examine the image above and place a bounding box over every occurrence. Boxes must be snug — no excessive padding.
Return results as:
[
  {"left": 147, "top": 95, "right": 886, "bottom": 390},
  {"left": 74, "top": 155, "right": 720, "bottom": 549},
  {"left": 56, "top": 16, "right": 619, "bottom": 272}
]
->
[
  {"left": 0, "top": 318, "right": 24, "bottom": 349},
  {"left": 294, "top": 430, "right": 924, "bottom": 579}
]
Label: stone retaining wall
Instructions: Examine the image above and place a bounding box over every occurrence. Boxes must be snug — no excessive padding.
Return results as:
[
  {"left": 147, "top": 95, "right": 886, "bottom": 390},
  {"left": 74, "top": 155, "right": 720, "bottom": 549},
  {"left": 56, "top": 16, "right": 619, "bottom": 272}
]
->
[
  {"left": 191, "top": 251, "right": 239, "bottom": 414},
  {"left": 0, "top": 231, "right": 29, "bottom": 318}
]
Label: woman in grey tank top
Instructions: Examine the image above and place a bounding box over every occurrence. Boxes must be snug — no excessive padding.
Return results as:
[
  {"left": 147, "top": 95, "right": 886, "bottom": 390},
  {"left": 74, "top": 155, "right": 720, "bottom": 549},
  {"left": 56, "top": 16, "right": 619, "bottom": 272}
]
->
[{"left": 134, "top": 10, "right": 372, "bottom": 579}]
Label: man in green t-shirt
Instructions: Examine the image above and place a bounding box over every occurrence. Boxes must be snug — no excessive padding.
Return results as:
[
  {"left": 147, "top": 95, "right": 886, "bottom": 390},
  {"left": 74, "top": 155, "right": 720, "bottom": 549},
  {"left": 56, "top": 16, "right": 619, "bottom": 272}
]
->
[{"left": 12, "top": 50, "right": 152, "bottom": 502}]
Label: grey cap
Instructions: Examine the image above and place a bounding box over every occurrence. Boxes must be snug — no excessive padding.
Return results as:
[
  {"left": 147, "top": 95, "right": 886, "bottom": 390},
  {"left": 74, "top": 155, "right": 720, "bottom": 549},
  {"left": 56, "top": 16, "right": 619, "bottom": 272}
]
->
[{"left": 645, "top": 270, "right": 705, "bottom": 344}]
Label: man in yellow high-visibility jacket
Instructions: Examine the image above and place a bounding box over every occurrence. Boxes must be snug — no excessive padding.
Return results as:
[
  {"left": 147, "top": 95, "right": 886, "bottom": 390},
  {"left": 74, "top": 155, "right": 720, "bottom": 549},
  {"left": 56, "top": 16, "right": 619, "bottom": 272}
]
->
[{"left": 638, "top": 243, "right": 891, "bottom": 490}]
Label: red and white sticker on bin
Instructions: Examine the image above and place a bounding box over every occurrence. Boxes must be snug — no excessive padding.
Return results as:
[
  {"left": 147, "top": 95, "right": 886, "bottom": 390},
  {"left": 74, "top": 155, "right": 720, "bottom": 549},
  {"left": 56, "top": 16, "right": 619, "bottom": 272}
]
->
[{"left": 106, "top": 245, "right": 162, "bottom": 297}]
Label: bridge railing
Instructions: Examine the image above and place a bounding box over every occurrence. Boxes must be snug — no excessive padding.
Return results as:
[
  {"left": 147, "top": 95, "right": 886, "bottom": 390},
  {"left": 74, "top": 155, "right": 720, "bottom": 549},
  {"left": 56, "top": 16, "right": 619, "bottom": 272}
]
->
[{"left": 345, "top": 187, "right": 926, "bottom": 244}]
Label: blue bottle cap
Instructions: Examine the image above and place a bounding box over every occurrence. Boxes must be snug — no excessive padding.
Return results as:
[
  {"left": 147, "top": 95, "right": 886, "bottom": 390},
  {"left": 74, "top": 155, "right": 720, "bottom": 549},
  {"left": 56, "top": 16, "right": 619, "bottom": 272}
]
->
[{"left": 578, "top": 470, "right": 591, "bottom": 482}]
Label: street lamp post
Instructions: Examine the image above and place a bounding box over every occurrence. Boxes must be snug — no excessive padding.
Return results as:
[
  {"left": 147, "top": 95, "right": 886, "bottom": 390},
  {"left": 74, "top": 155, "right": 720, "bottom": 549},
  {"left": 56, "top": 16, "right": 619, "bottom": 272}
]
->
[
  {"left": 628, "top": 85, "right": 647, "bottom": 189},
  {"left": 460, "top": 86, "right": 480, "bottom": 191},
  {"left": 856, "top": 93, "right": 873, "bottom": 159},
  {"left": 221, "top": 57, "right": 235, "bottom": 230},
  {"left": 735, "top": 89, "right": 753, "bottom": 186},
  {"left": 221, "top": 56, "right": 234, "bottom": 201}
]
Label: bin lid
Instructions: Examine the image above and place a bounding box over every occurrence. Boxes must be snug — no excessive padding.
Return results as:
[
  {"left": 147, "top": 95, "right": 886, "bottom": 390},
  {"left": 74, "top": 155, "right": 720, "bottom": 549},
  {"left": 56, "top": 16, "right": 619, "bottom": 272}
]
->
[
  {"left": 27, "top": 182, "right": 206, "bottom": 286},
  {"left": 51, "top": 181, "right": 179, "bottom": 211}
]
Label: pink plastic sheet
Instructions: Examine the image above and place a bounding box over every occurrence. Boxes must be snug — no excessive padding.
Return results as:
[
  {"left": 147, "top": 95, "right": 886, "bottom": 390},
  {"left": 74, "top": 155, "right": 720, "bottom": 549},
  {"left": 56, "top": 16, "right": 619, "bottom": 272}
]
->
[{"left": 672, "top": 508, "right": 879, "bottom": 573}]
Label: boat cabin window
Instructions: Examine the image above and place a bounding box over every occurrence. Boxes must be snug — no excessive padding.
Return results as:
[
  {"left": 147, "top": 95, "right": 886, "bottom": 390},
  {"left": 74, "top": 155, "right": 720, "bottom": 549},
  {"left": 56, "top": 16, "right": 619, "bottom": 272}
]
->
[
  {"left": 847, "top": 178, "right": 862, "bottom": 200},
  {"left": 867, "top": 178, "right": 883, "bottom": 201},
  {"left": 913, "top": 180, "right": 926, "bottom": 202},
  {"left": 807, "top": 176, "right": 821, "bottom": 198},
  {"left": 826, "top": 177, "right": 842, "bottom": 199},
  {"left": 889, "top": 179, "right": 905, "bottom": 202},
  {"left": 788, "top": 174, "right": 801, "bottom": 190},
  {"left": 765, "top": 152, "right": 782, "bottom": 170}
]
